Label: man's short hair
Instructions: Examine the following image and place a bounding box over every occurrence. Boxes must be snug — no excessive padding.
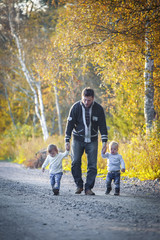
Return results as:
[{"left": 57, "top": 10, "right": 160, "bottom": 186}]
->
[{"left": 82, "top": 87, "right": 94, "bottom": 98}]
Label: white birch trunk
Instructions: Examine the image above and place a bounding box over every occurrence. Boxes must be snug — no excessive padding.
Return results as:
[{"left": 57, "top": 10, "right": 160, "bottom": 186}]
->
[
  {"left": 144, "top": 20, "right": 154, "bottom": 133},
  {"left": 9, "top": 11, "right": 49, "bottom": 141},
  {"left": 36, "top": 81, "right": 49, "bottom": 140},
  {"left": 54, "top": 86, "right": 63, "bottom": 135}
]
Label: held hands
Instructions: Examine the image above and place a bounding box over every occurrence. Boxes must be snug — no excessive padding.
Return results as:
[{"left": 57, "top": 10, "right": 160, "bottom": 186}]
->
[
  {"left": 65, "top": 142, "right": 70, "bottom": 151},
  {"left": 121, "top": 169, "right": 125, "bottom": 173},
  {"left": 102, "top": 142, "right": 107, "bottom": 154}
]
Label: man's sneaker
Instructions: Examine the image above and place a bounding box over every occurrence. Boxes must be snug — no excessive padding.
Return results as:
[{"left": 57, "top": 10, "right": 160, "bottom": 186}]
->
[
  {"left": 53, "top": 188, "right": 59, "bottom": 195},
  {"left": 85, "top": 189, "right": 95, "bottom": 195},
  {"left": 75, "top": 187, "right": 83, "bottom": 194}
]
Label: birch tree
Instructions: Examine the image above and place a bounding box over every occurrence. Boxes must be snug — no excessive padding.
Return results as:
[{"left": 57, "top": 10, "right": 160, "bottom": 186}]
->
[
  {"left": 8, "top": 7, "right": 49, "bottom": 141},
  {"left": 54, "top": 85, "right": 63, "bottom": 135},
  {"left": 144, "top": 20, "right": 155, "bottom": 132}
]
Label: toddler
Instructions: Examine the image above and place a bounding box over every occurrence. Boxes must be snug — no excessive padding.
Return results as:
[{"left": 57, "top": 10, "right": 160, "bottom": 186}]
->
[
  {"left": 42, "top": 144, "right": 69, "bottom": 195},
  {"left": 101, "top": 141, "right": 125, "bottom": 196}
]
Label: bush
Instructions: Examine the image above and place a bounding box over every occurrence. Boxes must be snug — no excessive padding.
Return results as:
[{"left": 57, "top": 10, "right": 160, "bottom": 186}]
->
[
  {"left": 0, "top": 128, "right": 159, "bottom": 180},
  {"left": 119, "top": 133, "right": 160, "bottom": 180},
  {"left": 14, "top": 135, "right": 68, "bottom": 167}
]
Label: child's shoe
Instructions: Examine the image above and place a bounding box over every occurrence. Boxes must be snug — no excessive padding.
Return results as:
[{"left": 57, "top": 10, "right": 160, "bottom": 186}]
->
[
  {"left": 105, "top": 187, "right": 112, "bottom": 195},
  {"left": 53, "top": 188, "right": 59, "bottom": 195},
  {"left": 114, "top": 188, "right": 120, "bottom": 196}
]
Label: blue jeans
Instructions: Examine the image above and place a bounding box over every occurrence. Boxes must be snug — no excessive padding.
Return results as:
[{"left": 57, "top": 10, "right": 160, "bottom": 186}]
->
[
  {"left": 106, "top": 171, "right": 120, "bottom": 192},
  {"left": 71, "top": 139, "right": 98, "bottom": 191},
  {"left": 50, "top": 172, "right": 63, "bottom": 190}
]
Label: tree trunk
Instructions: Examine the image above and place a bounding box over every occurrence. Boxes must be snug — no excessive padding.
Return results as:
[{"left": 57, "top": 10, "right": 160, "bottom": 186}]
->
[
  {"left": 144, "top": 20, "right": 155, "bottom": 133},
  {"left": 8, "top": 10, "right": 49, "bottom": 141},
  {"left": 36, "top": 81, "right": 49, "bottom": 140},
  {"left": 54, "top": 86, "right": 63, "bottom": 135}
]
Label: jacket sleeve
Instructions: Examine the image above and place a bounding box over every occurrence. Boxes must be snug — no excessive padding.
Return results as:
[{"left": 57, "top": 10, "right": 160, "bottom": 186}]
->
[
  {"left": 61, "top": 151, "right": 69, "bottom": 158},
  {"left": 65, "top": 104, "right": 76, "bottom": 142},
  {"left": 98, "top": 105, "right": 108, "bottom": 143},
  {"left": 42, "top": 155, "right": 49, "bottom": 169},
  {"left": 101, "top": 152, "right": 109, "bottom": 158}
]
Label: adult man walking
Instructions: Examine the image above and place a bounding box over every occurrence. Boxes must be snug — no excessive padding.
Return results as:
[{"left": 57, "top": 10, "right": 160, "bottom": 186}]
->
[{"left": 65, "top": 87, "right": 108, "bottom": 195}]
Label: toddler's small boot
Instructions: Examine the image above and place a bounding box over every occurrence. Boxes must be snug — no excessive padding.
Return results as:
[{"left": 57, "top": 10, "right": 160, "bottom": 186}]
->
[
  {"left": 114, "top": 188, "right": 120, "bottom": 196},
  {"left": 105, "top": 186, "right": 112, "bottom": 195},
  {"left": 52, "top": 188, "right": 59, "bottom": 195}
]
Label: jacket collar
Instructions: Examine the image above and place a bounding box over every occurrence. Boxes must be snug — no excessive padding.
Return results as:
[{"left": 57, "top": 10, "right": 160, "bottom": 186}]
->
[{"left": 80, "top": 100, "right": 94, "bottom": 109}]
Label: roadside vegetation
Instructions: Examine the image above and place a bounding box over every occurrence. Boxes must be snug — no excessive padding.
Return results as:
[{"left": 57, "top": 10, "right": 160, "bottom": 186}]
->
[{"left": 0, "top": 125, "right": 159, "bottom": 181}]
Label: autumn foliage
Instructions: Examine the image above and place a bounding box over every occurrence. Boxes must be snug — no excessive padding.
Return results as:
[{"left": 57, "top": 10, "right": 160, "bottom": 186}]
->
[{"left": 0, "top": 0, "right": 160, "bottom": 180}]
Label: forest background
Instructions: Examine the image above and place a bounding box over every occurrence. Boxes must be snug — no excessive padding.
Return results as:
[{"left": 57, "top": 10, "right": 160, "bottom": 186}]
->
[{"left": 0, "top": 0, "right": 160, "bottom": 181}]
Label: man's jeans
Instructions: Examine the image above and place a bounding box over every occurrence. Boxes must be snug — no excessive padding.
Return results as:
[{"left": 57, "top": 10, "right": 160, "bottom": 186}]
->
[
  {"left": 106, "top": 171, "right": 120, "bottom": 192},
  {"left": 50, "top": 172, "right": 63, "bottom": 190},
  {"left": 71, "top": 139, "right": 98, "bottom": 191}
]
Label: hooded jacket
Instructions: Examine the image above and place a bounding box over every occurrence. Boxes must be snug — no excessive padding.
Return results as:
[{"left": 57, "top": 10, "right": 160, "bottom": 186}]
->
[{"left": 65, "top": 101, "right": 108, "bottom": 143}]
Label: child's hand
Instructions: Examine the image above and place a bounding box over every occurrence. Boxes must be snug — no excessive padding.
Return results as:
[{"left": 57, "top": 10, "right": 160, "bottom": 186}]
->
[
  {"left": 42, "top": 168, "right": 45, "bottom": 172},
  {"left": 65, "top": 142, "right": 70, "bottom": 151},
  {"left": 101, "top": 142, "right": 107, "bottom": 154},
  {"left": 121, "top": 168, "right": 125, "bottom": 173}
]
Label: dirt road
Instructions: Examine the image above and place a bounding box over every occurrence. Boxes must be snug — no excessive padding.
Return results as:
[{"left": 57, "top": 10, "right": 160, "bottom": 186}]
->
[{"left": 0, "top": 162, "right": 160, "bottom": 240}]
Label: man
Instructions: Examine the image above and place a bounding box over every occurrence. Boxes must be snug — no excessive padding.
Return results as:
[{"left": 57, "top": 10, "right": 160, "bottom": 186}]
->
[{"left": 65, "top": 87, "right": 108, "bottom": 195}]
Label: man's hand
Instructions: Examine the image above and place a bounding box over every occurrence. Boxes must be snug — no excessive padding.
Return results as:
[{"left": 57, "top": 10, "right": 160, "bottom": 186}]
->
[
  {"left": 102, "top": 142, "right": 107, "bottom": 154},
  {"left": 65, "top": 142, "right": 70, "bottom": 151},
  {"left": 121, "top": 169, "right": 125, "bottom": 173}
]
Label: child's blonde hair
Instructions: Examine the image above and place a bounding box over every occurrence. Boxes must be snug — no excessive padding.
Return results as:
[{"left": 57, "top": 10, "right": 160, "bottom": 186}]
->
[
  {"left": 47, "top": 144, "right": 58, "bottom": 154},
  {"left": 109, "top": 141, "right": 119, "bottom": 151}
]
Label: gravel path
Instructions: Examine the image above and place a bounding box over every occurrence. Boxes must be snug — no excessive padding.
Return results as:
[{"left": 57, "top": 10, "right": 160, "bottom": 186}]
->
[{"left": 0, "top": 162, "right": 160, "bottom": 240}]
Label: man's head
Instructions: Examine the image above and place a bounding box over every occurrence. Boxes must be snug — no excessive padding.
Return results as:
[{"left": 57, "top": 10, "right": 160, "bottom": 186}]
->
[{"left": 81, "top": 87, "right": 94, "bottom": 108}]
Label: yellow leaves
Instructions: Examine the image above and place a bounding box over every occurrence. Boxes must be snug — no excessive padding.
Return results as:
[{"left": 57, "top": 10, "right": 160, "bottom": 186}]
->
[{"left": 119, "top": 133, "right": 160, "bottom": 180}]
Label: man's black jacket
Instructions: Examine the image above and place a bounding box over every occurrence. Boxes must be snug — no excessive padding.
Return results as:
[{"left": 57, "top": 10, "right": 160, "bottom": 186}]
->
[{"left": 65, "top": 101, "right": 108, "bottom": 143}]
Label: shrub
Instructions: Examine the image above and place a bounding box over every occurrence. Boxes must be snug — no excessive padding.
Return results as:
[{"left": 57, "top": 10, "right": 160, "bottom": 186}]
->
[
  {"left": 1, "top": 129, "right": 159, "bottom": 181},
  {"left": 119, "top": 133, "right": 160, "bottom": 180}
]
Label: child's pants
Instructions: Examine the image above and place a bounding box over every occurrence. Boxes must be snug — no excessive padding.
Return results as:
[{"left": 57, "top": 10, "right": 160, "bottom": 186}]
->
[
  {"left": 50, "top": 172, "right": 63, "bottom": 190},
  {"left": 106, "top": 171, "right": 120, "bottom": 192}
]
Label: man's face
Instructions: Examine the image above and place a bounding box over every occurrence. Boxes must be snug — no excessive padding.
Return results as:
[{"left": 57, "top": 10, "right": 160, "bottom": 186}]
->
[{"left": 82, "top": 96, "right": 94, "bottom": 108}]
